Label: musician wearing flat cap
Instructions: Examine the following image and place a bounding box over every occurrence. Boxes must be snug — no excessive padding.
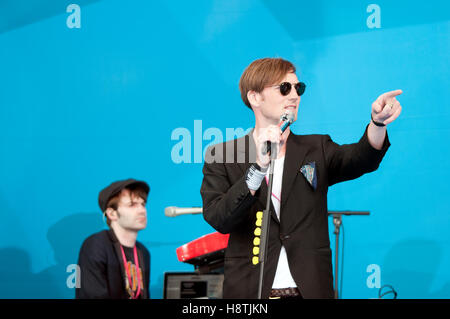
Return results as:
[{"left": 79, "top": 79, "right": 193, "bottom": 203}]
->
[{"left": 76, "top": 178, "right": 151, "bottom": 299}]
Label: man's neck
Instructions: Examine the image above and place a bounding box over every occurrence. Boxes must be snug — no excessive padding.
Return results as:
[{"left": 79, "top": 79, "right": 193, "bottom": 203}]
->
[
  {"left": 111, "top": 224, "right": 138, "bottom": 248},
  {"left": 254, "top": 115, "right": 278, "bottom": 129}
]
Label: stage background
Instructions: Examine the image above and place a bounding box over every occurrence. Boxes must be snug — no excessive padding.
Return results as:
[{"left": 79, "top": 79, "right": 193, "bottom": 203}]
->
[{"left": 0, "top": 0, "right": 449, "bottom": 298}]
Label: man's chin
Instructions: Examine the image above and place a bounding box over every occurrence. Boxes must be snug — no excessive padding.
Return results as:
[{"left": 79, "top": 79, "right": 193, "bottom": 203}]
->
[
  {"left": 130, "top": 223, "right": 147, "bottom": 232},
  {"left": 137, "top": 224, "right": 147, "bottom": 231}
]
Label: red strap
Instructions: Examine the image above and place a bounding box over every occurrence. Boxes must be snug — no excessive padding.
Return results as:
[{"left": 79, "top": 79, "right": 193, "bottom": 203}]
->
[
  {"left": 265, "top": 176, "right": 281, "bottom": 202},
  {"left": 120, "top": 245, "right": 142, "bottom": 299}
]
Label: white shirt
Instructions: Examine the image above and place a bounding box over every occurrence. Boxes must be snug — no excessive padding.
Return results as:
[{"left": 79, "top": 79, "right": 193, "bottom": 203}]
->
[{"left": 266, "top": 156, "right": 298, "bottom": 289}]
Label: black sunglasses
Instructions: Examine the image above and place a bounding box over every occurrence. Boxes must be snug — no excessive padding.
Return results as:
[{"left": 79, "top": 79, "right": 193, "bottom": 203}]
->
[{"left": 273, "top": 82, "right": 306, "bottom": 96}]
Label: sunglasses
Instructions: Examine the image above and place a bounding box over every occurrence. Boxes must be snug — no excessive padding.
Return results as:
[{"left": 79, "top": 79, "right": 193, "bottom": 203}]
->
[{"left": 272, "top": 82, "right": 306, "bottom": 96}]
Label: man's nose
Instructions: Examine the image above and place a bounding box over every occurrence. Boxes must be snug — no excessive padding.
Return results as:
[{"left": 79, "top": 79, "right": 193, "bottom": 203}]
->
[
  {"left": 288, "top": 87, "right": 300, "bottom": 101},
  {"left": 137, "top": 204, "right": 147, "bottom": 214},
  {"left": 288, "top": 92, "right": 300, "bottom": 104}
]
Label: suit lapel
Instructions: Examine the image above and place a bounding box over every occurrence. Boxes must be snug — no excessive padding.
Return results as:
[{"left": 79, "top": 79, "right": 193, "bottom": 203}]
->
[
  {"left": 281, "top": 132, "right": 308, "bottom": 207},
  {"left": 108, "top": 229, "right": 127, "bottom": 284}
]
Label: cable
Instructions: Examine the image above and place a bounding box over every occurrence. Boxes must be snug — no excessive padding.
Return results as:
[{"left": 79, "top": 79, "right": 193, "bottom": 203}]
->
[{"left": 378, "top": 284, "right": 398, "bottom": 299}]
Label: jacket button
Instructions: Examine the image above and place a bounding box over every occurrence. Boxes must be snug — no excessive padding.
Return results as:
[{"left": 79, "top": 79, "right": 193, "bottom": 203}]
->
[{"left": 281, "top": 234, "right": 290, "bottom": 241}]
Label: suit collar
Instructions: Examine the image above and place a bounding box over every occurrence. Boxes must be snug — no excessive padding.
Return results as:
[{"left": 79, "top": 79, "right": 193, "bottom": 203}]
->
[{"left": 280, "top": 131, "right": 309, "bottom": 207}]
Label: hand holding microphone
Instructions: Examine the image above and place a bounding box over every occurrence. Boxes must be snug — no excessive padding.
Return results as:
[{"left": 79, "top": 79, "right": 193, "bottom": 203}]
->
[{"left": 254, "top": 111, "right": 295, "bottom": 168}]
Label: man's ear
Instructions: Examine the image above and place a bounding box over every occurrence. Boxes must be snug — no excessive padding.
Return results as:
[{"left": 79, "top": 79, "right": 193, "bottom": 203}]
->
[
  {"left": 247, "top": 90, "right": 263, "bottom": 109},
  {"left": 105, "top": 207, "right": 118, "bottom": 221}
]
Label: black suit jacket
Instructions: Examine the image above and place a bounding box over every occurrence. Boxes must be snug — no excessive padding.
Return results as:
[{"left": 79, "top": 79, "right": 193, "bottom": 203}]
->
[{"left": 200, "top": 125, "right": 390, "bottom": 299}]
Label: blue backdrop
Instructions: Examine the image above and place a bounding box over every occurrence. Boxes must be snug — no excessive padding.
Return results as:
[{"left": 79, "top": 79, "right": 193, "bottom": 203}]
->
[{"left": 0, "top": 0, "right": 449, "bottom": 299}]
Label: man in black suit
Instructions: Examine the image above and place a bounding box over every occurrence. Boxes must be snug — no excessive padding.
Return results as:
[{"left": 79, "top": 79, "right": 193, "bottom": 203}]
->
[{"left": 200, "top": 57, "right": 402, "bottom": 299}]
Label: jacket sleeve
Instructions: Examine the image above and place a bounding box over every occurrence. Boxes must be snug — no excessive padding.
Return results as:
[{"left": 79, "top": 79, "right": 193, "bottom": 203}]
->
[
  {"left": 75, "top": 237, "right": 110, "bottom": 299},
  {"left": 323, "top": 124, "right": 391, "bottom": 186},
  {"left": 200, "top": 146, "right": 257, "bottom": 234}
]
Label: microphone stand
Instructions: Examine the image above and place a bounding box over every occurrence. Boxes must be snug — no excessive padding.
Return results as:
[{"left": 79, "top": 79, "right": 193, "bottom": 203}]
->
[
  {"left": 328, "top": 211, "right": 370, "bottom": 299},
  {"left": 257, "top": 146, "right": 277, "bottom": 299}
]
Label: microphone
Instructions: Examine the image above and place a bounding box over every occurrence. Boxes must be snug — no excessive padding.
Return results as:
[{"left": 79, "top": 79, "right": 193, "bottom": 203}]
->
[
  {"left": 164, "top": 206, "right": 203, "bottom": 217},
  {"left": 263, "top": 110, "right": 295, "bottom": 156}
]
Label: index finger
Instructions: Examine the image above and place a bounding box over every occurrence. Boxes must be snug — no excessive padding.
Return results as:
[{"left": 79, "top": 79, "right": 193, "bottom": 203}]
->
[{"left": 377, "top": 89, "right": 403, "bottom": 103}]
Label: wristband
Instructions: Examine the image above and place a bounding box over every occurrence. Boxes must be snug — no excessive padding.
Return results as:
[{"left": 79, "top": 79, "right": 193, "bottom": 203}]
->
[
  {"left": 246, "top": 164, "right": 268, "bottom": 191},
  {"left": 371, "top": 114, "right": 386, "bottom": 127}
]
